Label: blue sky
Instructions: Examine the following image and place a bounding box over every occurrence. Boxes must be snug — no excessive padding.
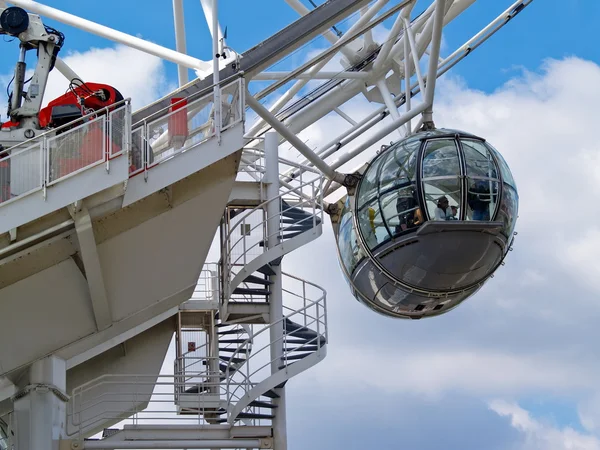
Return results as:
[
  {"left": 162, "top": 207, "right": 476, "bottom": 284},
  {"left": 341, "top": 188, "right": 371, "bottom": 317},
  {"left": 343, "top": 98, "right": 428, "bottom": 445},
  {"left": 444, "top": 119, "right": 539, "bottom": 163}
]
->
[
  {"left": 2, "top": 0, "right": 599, "bottom": 94},
  {"left": 3, "top": 1, "right": 600, "bottom": 449}
]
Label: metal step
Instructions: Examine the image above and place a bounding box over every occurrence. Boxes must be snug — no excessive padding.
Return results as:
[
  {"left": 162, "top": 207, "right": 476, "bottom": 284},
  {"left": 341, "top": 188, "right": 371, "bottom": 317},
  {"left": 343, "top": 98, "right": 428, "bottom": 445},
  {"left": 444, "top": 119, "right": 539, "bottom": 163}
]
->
[
  {"left": 219, "top": 355, "right": 246, "bottom": 364},
  {"left": 284, "top": 353, "right": 312, "bottom": 361},
  {"left": 285, "top": 345, "right": 319, "bottom": 352},
  {"left": 281, "top": 225, "right": 314, "bottom": 233},
  {"left": 243, "top": 274, "right": 274, "bottom": 285},
  {"left": 259, "top": 231, "right": 306, "bottom": 247},
  {"left": 257, "top": 264, "right": 277, "bottom": 276},
  {"left": 217, "top": 329, "right": 245, "bottom": 335},
  {"left": 281, "top": 216, "right": 322, "bottom": 225},
  {"left": 218, "top": 338, "right": 247, "bottom": 344},
  {"left": 284, "top": 319, "right": 319, "bottom": 337},
  {"left": 219, "top": 347, "right": 249, "bottom": 353},
  {"left": 233, "top": 287, "right": 270, "bottom": 296},
  {"left": 223, "top": 302, "right": 270, "bottom": 324},
  {"left": 248, "top": 400, "right": 278, "bottom": 409},
  {"left": 238, "top": 412, "right": 275, "bottom": 420},
  {"left": 261, "top": 389, "right": 280, "bottom": 399}
]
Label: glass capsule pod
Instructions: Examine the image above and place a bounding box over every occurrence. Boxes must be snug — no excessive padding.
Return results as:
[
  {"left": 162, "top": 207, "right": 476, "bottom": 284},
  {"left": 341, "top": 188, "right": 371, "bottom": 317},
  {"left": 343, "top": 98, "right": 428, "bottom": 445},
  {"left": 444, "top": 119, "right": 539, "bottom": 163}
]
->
[
  {"left": 0, "top": 419, "right": 7, "bottom": 450},
  {"left": 334, "top": 129, "right": 518, "bottom": 319}
]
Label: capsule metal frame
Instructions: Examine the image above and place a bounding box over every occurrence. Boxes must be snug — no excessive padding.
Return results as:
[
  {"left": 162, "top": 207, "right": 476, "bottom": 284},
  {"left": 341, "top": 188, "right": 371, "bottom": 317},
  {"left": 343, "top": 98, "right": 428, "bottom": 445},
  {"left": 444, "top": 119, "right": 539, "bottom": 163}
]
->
[{"left": 334, "top": 128, "right": 518, "bottom": 319}]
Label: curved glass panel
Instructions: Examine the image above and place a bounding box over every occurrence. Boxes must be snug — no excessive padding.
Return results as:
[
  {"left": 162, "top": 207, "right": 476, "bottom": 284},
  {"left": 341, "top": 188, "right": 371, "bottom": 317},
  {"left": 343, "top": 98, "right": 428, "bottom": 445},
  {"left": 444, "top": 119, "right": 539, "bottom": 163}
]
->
[
  {"left": 486, "top": 143, "right": 516, "bottom": 188},
  {"left": 379, "top": 138, "right": 420, "bottom": 193},
  {"left": 466, "top": 178, "right": 499, "bottom": 221},
  {"left": 497, "top": 183, "right": 519, "bottom": 238},
  {"left": 462, "top": 139, "right": 499, "bottom": 179},
  {"left": 423, "top": 179, "right": 461, "bottom": 220},
  {"left": 357, "top": 154, "right": 385, "bottom": 209},
  {"left": 381, "top": 184, "right": 423, "bottom": 235},
  {"left": 357, "top": 198, "right": 389, "bottom": 249},
  {"left": 422, "top": 139, "right": 460, "bottom": 178},
  {"left": 337, "top": 198, "right": 366, "bottom": 275}
]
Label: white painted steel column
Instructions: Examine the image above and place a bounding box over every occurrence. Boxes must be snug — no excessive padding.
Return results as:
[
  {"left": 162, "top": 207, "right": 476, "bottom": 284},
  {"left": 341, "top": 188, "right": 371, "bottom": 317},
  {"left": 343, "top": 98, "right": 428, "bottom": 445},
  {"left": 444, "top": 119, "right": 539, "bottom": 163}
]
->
[
  {"left": 265, "top": 131, "right": 288, "bottom": 450},
  {"left": 13, "top": 356, "right": 67, "bottom": 450},
  {"left": 172, "top": 0, "right": 189, "bottom": 86},
  {"left": 211, "top": 0, "right": 222, "bottom": 144},
  {"left": 422, "top": 0, "right": 447, "bottom": 125},
  {"left": 246, "top": 94, "right": 344, "bottom": 184}
]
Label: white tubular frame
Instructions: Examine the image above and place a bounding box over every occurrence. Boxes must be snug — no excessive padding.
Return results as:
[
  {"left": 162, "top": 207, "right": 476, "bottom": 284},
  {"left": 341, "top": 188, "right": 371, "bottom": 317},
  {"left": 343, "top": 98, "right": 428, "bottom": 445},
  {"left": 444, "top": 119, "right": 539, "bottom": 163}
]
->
[
  {"left": 251, "top": 0, "right": 534, "bottom": 183},
  {"left": 8, "top": 0, "right": 212, "bottom": 72}
]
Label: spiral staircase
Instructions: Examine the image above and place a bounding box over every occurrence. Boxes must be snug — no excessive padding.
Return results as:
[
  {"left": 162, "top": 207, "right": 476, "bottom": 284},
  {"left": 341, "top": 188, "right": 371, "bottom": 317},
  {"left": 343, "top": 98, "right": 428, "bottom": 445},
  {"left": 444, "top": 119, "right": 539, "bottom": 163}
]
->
[
  {"left": 210, "top": 174, "right": 327, "bottom": 426},
  {"left": 169, "top": 172, "right": 327, "bottom": 430}
]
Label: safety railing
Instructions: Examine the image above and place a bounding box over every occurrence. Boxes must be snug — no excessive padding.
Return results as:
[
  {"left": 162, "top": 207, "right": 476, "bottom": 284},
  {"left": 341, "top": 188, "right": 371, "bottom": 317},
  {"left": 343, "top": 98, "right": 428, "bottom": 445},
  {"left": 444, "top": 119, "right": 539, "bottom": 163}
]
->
[
  {"left": 67, "top": 371, "right": 257, "bottom": 440},
  {"left": 223, "top": 175, "right": 324, "bottom": 308},
  {"left": 0, "top": 100, "right": 131, "bottom": 206},
  {"left": 129, "top": 78, "right": 245, "bottom": 177},
  {"left": 225, "top": 272, "right": 327, "bottom": 423},
  {"left": 173, "top": 328, "right": 252, "bottom": 405},
  {"left": 190, "top": 262, "right": 220, "bottom": 302}
]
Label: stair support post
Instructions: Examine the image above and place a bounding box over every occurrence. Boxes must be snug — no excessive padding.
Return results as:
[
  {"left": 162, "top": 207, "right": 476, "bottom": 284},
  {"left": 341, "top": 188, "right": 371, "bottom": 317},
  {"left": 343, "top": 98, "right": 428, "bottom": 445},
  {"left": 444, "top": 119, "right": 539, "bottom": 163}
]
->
[
  {"left": 12, "top": 356, "right": 68, "bottom": 450},
  {"left": 265, "top": 131, "right": 288, "bottom": 450}
]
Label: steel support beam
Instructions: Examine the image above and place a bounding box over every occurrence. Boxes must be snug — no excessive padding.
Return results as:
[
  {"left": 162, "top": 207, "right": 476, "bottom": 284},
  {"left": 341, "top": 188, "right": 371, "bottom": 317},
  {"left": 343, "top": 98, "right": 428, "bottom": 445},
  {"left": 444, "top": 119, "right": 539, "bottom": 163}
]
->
[
  {"left": 246, "top": 94, "right": 345, "bottom": 183},
  {"left": 265, "top": 132, "right": 287, "bottom": 450},
  {"left": 422, "top": 0, "right": 447, "bottom": 125},
  {"left": 133, "top": 0, "right": 371, "bottom": 123},
  {"left": 8, "top": 0, "right": 211, "bottom": 72},
  {"left": 71, "top": 206, "right": 112, "bottom": 331},
  {"left": 172, "top": 0, "right": 189, "bottom": 86},
  {"left": 13, "top": 356, "right": 67, "bottom": 450}
]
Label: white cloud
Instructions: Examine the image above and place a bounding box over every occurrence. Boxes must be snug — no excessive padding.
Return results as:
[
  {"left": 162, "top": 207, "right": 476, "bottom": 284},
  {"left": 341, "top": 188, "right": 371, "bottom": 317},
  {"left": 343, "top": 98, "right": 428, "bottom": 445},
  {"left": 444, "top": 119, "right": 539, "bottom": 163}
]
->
[
  {"left": 490, "top": 400, "right": 600, "bottom": 450},
  {"left": 286, "top": 56, "right": 600, "bottom": 415},
  {"left": 298, "top": 346, "right": 596, "bottom": 399}
]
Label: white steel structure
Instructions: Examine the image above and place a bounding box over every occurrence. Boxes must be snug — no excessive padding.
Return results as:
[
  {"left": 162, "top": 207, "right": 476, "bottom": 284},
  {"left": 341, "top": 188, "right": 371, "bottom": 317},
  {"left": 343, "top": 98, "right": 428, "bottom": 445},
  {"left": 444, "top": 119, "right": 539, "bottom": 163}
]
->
[{"left": 0, "top": 0, "right": 533, "bottom": 448}]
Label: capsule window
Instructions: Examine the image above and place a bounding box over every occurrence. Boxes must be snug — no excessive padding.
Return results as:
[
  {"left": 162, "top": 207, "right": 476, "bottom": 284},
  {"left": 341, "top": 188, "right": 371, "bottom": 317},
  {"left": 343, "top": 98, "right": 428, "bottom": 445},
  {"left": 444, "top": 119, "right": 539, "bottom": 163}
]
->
[
  {"left": 378, "top": 139, "right": 420, "bottom": 194},
  {"left": 380, "top": 184, "right": 423, "bottom": 235},
  {"left": 466, "top": 178, "right": 499, "bottom": 221},
  {"left": 487, "top": 142, "right": 517, "bottom": 189},
  {"left": 358, "top": 199, "right": 388, "bottom": 250},
  {"left": 462, "top": 139, "right": 499, "bottom": 179},
  {"left": 422, "top": 179, "right": 461, "bottom": 221},
  {"left": 496, "top": 183, "right": 519, "bottom": 237},
  {"left": 422, "top": 139, "right": 461, "bottom": 178},
  {"left": 357, "top": 154, "right": 385, "bottom": 209}
]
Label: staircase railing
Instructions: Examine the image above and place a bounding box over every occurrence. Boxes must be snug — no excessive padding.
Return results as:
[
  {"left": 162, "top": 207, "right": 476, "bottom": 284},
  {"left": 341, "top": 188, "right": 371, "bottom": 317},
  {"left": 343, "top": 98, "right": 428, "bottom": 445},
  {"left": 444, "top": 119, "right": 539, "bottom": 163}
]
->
[
  {"left": 129, "top": 78, "right": 244, "bottom": 178},
  {"left": 224, "top": 272, "right": 327, "bottom": 424},
  {"left": 0, "top": 100, "right": 131, "bottom": 207},
  {"left": 222, "top": 175, "right": 324, "bottom": 310}
]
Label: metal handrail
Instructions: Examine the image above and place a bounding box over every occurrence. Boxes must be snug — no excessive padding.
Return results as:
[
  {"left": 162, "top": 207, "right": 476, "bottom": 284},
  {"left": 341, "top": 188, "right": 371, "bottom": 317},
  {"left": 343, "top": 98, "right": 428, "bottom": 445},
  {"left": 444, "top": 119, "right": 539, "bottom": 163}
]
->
[
  {"left": 224, "top": 176, "right": 323, "bottom": 298},
  {"left": 3, "top": 99, "right": 131, "bottom": 153},
  {"left": 224, "top": 272, "right": 327, "bottom": 422}
]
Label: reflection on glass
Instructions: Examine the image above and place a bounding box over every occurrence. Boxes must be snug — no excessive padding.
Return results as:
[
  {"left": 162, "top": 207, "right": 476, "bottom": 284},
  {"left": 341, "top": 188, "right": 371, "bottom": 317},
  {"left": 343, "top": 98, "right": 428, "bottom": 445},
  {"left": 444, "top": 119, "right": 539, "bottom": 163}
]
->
[
  {"left": 357, "top": 155, "right": 384, "bottom": 209},
  {"left": 462, "top": 139, "right": 499, "bottom": 179},
  {"left": 497, "top": 183, "right": 519, "bottom": 237},
  {"left": 338, "top": 198, "right": 366, "bottom": 275},
  {"left": 466, "top": 178, "right": 499, "bottom": 221},
  {"left": 423, "top": 179, "right": 461, "bottom": 220},
  {"left": 379, "top": 138, "right": 420, "bottom": 193},
  {"left": 358, "top": 199, "right": 387, "bottom": 249},
  {"left": 380, "top": 184, "right": 423, "bottom": 235},
  {"left": 487, "top": 143, "right": 516, "bottom": 188},
  {"left": 422, "top": 139, "right": 460, "bottom": 178}
]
